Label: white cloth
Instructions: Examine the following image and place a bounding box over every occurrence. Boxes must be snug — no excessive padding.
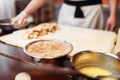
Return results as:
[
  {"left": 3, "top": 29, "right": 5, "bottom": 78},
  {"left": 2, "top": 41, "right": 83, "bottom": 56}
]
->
[
  {"left": 57, "top": 3, "right": 104, "bottom": 29},
  {"left": 0, "top": 0, "right": 16, "bottom": 20}
]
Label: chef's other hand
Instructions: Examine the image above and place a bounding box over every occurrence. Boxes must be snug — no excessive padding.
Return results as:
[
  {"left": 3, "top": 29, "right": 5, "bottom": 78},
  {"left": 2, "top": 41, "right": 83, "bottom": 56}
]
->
[
  {"left": 12, "top": 11, "right": 28, "bottom": 24},
  {"left": 105, "top": 16, "right": 117, "bottom": 31}
]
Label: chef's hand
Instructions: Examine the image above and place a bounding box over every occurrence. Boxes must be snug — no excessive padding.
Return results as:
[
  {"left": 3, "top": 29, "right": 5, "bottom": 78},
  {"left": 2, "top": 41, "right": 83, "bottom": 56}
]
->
[
  {"left": 105, "top": 15, "right": 117, "bottom": 31},
  {"left": 12, "top": 11, "right": 28, "bottom": 24}
]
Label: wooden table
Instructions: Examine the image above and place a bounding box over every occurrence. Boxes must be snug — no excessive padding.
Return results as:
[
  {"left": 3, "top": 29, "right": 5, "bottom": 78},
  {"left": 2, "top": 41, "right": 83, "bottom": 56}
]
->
[
  {"left": 0, "top": 42, "right": 73, "bottom": 80},
  {"left": 0, "top": 25, "right": 117, "bottom": 80}
]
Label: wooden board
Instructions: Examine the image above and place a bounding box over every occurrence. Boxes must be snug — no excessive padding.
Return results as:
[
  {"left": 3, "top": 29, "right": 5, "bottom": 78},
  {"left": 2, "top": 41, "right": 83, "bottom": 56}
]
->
[{"left": 0, "top": 25, "right": 117, "bottom": 56}]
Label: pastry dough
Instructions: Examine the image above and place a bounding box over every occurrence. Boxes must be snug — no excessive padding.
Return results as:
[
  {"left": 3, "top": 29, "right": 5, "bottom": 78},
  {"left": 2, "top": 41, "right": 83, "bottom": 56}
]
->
[
  {"left": 0, "top": 24, "right": 116, "bottom": 56},
  {"left": 113, "top": 28, "right": 120, "bottom": 54}
]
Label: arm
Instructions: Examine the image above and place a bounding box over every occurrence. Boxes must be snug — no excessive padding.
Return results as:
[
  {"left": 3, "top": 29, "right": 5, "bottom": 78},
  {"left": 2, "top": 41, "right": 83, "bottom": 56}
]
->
[
  {"left": 24, "top": 0, "right": 46, "bottom": 15},
  {"left": 105, "top": 0, "right": 118, "bottom": 31},
  {"left": 12, "top": 0, "right": 46, "bottom": 24}
]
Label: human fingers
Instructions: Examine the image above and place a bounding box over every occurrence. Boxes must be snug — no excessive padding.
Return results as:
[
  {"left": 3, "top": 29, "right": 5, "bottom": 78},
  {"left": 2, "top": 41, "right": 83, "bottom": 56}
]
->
[
  {"left": 109, "top": 25, "right": 115, "bottom": 31},
  {"left": 12, "top": 11, "right": 28, "bottom": 24},
  {"left": 11, "top": 18, "right": 18, "bottom": 24},
  {"left": 105, "top": 22, "right": 110, "bottom": 31}
]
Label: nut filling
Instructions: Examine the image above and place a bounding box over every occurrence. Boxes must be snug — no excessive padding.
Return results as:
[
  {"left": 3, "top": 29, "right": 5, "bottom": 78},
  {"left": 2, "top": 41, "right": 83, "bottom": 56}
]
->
[
  {"left": 26, "top": 40, "right": 72, "bottom": 58},
  {"left": 23, "top": 23, "right": 60, "bottom": 39}
]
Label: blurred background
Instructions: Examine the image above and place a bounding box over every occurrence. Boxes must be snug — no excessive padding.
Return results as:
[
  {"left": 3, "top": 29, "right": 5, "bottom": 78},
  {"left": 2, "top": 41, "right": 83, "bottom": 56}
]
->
[{"left": 0, "top": 0, "right": 120, "bottom": 31}]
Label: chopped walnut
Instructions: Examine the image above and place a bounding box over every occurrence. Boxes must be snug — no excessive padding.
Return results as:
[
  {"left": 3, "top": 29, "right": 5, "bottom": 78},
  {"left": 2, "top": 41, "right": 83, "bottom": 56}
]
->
[{"left": 23, "top": 23, "right": 60, "bottom": 39}]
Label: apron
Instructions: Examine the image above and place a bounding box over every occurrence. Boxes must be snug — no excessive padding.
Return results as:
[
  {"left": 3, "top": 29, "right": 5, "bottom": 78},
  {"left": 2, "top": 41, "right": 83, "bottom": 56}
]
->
[
  {"left": 0, "top": 0, "right": 16, "bottom": 20},
  {"left": 57, "top": 0, "right": 104, "bottom": 29}
]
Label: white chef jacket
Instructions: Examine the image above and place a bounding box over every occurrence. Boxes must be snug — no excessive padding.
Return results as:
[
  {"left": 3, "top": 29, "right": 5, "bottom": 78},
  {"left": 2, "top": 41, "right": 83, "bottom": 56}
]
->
[
  {"left": 57, "top": 0, "right": 104, "bottom": 29},
  {"left": 0, "top": 0, "right": 16, "bottom": 20}
]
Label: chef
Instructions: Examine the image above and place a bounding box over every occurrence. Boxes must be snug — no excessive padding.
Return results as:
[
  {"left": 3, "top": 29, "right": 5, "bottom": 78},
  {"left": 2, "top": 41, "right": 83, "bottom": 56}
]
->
[
  {"left": 58, "top": 0, "right": 104, "bottom": 29},
  {"left": 12, "top": 0, "right": 118, "bottom": 31}
]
